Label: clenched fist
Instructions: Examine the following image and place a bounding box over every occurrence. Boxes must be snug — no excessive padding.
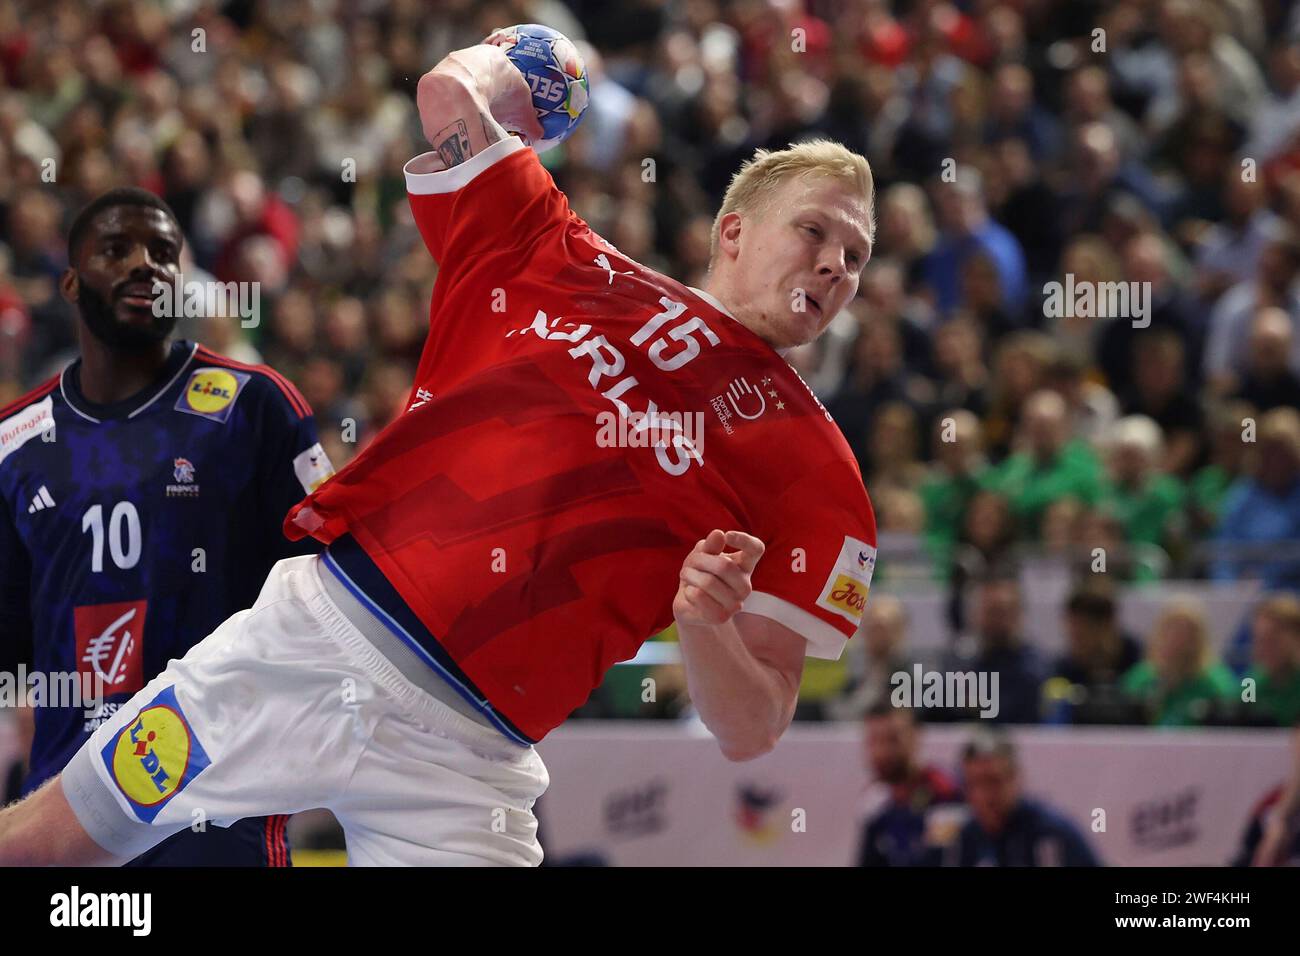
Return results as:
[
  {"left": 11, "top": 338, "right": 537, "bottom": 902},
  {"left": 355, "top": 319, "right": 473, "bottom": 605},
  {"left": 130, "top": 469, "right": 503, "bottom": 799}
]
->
[{"left": 673, "top": 529, "right": 765, "bottom": 628}]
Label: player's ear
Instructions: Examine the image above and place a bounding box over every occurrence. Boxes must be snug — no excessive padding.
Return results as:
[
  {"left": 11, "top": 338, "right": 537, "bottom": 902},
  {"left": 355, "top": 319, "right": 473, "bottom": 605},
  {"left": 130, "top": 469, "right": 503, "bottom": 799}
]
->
[
  {"left": 717, "top": 211, "right": 743, "bottom": 261},
  {"left": 58, "top": 267, "right": 79, "bottom": 305}
]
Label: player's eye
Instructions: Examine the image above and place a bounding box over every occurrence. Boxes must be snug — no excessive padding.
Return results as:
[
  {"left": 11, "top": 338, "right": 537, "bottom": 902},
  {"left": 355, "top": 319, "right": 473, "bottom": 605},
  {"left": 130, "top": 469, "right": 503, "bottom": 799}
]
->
[{"left": 802, "top": 224, "right": 822, "bottom": 240}]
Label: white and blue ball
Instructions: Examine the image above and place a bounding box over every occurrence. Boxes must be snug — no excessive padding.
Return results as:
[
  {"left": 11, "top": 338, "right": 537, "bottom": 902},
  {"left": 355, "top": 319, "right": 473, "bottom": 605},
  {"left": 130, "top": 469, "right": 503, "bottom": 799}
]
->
[{"left": 497, "top": 23, "right": 590, "bottom": 152}]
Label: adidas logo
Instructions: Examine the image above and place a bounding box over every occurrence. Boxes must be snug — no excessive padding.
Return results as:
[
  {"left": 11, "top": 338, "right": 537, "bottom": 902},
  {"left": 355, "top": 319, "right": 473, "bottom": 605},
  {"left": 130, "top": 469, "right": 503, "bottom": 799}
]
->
[{"left": 28, "top": 485, "right": 56, "bottom": 513}]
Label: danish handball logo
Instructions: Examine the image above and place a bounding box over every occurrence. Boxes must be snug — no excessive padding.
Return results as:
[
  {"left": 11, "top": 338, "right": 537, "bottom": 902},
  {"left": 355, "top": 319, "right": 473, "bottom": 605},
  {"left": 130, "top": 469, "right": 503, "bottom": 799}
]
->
[{"left": 101, "top": 685, "right": 210, "bottom": 822}]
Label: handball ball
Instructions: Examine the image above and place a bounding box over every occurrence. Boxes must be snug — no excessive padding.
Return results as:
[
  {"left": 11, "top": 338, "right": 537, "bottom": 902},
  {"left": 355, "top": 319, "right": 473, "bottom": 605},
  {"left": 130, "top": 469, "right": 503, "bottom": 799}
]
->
[{"left": 496, "top": 23, "right": 590, "bottom": 152}]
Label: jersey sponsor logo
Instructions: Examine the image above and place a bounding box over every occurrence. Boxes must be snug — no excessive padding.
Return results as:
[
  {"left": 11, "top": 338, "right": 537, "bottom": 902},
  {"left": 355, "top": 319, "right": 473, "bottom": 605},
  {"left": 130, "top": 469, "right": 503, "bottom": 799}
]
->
[
  {"left": 166, "top": 456, "right": 199, "bottom": 497},
  {"left": 74, "top": 600, "right": 146, "bottom": 694},
  {"left": 174, "top": 368, "right": 250, "bottom": 423},
  {"left": 816, "top": 535, "right": 877, "bottom": 625},
  {"left": 292, "top": 441, "right": 335, "bottom": 493},
  {"left": 101, "top": 685, "right": 211, "bottom": 822},
  {"left": 823, "top": 574, "right": 868, "bottom": 619},
  {"left": 0, "top": 395, "right": 54, "bottom": 466}
]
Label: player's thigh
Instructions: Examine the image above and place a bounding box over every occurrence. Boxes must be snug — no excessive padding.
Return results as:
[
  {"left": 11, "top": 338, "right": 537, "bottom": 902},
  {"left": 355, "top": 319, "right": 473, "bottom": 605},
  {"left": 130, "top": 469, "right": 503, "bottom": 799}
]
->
[
  {"left": 335, "top": 711, "right": 550, "bottom": 867},
  {"left": 63, "top": 558, "right": 376, "bottom": 856}
]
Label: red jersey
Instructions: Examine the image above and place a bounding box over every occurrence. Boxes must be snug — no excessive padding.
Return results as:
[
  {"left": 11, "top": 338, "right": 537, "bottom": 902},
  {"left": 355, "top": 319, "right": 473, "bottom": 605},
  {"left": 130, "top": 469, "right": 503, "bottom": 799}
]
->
[{"left": 285, "top": 136, "right": 877, "bottom": 741}]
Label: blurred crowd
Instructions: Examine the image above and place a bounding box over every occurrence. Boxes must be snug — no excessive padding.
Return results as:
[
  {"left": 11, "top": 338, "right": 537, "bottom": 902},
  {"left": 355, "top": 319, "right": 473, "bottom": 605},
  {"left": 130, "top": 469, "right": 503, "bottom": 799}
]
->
[{"left": 3, "top": 0, "right": 1300, "bottom": 727}]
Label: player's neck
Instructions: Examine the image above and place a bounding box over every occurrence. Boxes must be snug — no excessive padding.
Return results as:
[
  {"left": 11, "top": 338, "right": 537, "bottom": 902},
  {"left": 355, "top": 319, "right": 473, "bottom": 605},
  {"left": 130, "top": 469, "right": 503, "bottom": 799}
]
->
[
  {"left": 696, "top": 278, "right": 793, "bottom": 357},
  {"left": 76, "top": 332, "right": 174, "bottom": 406}
]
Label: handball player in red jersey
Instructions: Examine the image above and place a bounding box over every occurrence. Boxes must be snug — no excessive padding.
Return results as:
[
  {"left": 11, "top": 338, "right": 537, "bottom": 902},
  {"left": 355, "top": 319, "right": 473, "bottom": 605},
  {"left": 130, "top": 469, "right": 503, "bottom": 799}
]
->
[{"left": 0, "top": 37, "right": 877, "bottom": 866}]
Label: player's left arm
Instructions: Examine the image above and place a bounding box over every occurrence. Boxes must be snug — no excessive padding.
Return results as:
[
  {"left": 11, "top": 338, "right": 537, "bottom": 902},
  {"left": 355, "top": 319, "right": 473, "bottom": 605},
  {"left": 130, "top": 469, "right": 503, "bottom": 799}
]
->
[
  {"left": 255, "top": 380, "right": 336, "bottom": 561},
  {"left": 673, "top": 530, "right": 804, "bottom": 761}
]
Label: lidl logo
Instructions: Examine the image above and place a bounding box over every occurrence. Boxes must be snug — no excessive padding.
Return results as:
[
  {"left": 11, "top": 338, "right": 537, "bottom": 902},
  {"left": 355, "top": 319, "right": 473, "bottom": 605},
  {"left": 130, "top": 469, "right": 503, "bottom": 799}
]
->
[
  {"left": 101, "top": 685, "right": 210, "bottom": 822},
  {"left": 175, "top": 367, "right": 249, "bottom": 423}
]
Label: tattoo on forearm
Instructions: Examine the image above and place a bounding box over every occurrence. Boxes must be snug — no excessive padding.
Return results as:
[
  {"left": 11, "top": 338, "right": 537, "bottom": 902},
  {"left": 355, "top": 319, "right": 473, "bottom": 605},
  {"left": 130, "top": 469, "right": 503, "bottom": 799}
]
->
[{"left": 433, "top": 120, "right": 472, "bottom": 168}]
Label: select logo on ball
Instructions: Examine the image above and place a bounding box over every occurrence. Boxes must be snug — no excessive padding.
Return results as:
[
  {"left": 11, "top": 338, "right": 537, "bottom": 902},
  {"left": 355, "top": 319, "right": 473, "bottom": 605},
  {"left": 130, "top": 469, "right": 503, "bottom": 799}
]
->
[
  {"left": 101, "top": 685, "right": 211, "bottom": 822},
  {"left": 175, "top": 367, "right": 250, "bottom": 423}
]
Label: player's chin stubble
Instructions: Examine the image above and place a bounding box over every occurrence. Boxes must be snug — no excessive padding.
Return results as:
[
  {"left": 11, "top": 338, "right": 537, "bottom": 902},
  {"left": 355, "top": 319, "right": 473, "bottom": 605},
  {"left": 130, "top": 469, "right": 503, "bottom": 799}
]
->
[{"left": 77, "top": 281, "right": 177, "bottom": 350}]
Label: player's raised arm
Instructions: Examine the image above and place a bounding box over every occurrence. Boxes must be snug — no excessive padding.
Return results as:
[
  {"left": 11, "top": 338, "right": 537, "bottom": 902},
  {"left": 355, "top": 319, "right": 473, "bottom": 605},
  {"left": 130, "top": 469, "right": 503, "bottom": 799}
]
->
[{"left": 413, "top": 42, "right": 544, "bottom": 174}]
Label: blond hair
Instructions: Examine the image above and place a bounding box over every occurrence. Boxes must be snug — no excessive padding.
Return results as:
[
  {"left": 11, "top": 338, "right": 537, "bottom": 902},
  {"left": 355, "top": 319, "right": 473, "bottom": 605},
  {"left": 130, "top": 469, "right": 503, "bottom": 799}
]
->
[
  {"left": 710, "top": 139, "right": 875, "bottom": 264},
  {"left": 1151, "top": 599, "right": 1212, "bottom": 670}
]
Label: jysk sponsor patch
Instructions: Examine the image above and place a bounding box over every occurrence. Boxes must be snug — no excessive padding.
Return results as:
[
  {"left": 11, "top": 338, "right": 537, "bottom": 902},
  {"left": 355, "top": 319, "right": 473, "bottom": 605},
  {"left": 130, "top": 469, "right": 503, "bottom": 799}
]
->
[
  {"left": 815, "top": 535, "right": 876, "bottom": 625},
  {"left": 101, "top": 685, "right": 211, "bottom": 822},
  {"left": 174, "top": 367, "right": 250, "bottom": 423}
]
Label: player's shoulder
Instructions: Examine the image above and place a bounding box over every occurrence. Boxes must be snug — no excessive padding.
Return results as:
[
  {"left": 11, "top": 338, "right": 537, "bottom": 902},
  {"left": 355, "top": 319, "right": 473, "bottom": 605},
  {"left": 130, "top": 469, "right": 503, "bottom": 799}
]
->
[
  {"left": 187, "top": 346, "right": 312, "bottom": 422},
  {"left": 0, "top": 373, "right": 61, "bottom": 424},
  {"left": 0, "top": 373, "right": 61, "bottom": 471}
]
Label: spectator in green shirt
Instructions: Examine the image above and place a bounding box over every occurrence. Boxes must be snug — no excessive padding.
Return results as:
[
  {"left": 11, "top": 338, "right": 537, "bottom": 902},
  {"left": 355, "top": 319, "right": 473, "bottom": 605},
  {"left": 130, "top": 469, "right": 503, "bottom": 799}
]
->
[
  {"left": 1096, "top": 414, "right": 1186, "bottom": 551},
  {"left": 920, "top": 409, "right": 989, "bottom": 579},
  {"left": 1245, "top": 594, "right": 1300, "bottom": 727},
  {"left": 1120, "top": 600, "right": 1238, "bottom": 726},
  {"left": 983, "top": 390, "right": 1104, "bottom": 539}
]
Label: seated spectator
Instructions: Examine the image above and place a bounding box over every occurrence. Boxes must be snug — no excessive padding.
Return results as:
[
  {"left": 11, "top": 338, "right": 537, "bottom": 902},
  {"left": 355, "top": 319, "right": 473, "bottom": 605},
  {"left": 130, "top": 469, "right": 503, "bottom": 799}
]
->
[
  {"left": 982, "top": 389, "right": 1104, "bottom": 539},
  {"left": 1077, "top": 505, "right": 1164, "bottom": 583},
  {"left": 1204, "top": 222, "right": 1300, "bottom": 395},
  {"left": 1194, "top": 166, "right": 1280, "bottom": 304},
  {"left": 1120, "top": 600, "right": 1238, "bottom": 726},
  {"left": 1244, "top": 595, "right": 1300, "bottom": 727},
  {"left": 866, "top": 401, "right": 928, "bottom": 507},
  {"left": 1096, "top": 415, "right": 1186, "bottom": 552},
  {"left": 1045, "top": 351, "right": 1119, "bottom": 447},
  {"left": 946, "top": 489, "right": 1017, "bottom": 600},
  {"left": 827, "top": 316, "right": 935, "bottom": 473},
  {"left": 954, "top": 728, "right": 1101, "bottom": 866},
  {"left": 1053, "top": 585, "right": 1143, "bottom": 701},
  {"left": 949, "top": 573, "right": 1048, "bottom": 724},
  {"left": 1116, "top": 327, "right": 1206, "bottom": 477},
  {"left": 1233, "top": 306, "right": 1300, "bottom": 412},
  {"left": 832, "top": 595, "right": 916, "bottom": 721},
  {"left": 1189, "top": 399, "right": 1256, "bottom": 539},
  {"left": 981, "top": 332, "right": 1056, "bottom": 460},
  {"left": 930, "top": 316, "right": 990, "bottom": 418},
  {"left": 919, "top": 409, "right": 987, "bottom": 573},
  {"left": 922, "top": 166, "right": 1028, "bottom": 319},
  {"left": 856, "top": 704, "right": 962, "bottom": 867},
  {"left": 1213, "top": 407, "right": 1300, "bottom": 589}
]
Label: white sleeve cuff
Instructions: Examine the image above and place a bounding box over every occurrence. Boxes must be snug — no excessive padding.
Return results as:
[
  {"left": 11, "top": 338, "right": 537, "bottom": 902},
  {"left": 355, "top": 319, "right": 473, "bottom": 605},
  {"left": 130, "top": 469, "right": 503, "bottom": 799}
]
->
[
  {"left": 740, "top": 591, "right": 850, "bottom": 660},
  {"left": 404, "top": 136, "right": 527, "bottom": 195}
]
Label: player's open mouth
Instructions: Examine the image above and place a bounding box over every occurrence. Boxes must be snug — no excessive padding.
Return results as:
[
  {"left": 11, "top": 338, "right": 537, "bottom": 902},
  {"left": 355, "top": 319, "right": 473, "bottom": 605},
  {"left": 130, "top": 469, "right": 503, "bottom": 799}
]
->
[{"left": 806, "top": 295, "right": 822, "bottom": 316}]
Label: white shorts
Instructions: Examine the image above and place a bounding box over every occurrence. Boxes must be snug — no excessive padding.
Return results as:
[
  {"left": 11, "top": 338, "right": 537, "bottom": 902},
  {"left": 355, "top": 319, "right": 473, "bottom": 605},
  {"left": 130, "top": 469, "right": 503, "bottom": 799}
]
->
[{"left": 63, "top": 555, "right": 550, "bottom": 866}]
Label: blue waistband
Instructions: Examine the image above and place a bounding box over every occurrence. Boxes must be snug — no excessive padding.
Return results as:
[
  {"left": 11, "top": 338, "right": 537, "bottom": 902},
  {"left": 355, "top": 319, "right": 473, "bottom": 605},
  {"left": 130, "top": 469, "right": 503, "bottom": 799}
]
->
[{"left": 322, "top": 533, "right": 536, "bottom": 747}]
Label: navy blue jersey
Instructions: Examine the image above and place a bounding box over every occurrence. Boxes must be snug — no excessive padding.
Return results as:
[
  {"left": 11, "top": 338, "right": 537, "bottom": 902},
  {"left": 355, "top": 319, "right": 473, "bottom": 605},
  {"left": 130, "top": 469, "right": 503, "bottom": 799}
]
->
[
  {"left": 0, "top": 340, "right": 333, "bottom": 841},
  {"left": 956, "top": 798, "right": 1102, "bottom": 866}
]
